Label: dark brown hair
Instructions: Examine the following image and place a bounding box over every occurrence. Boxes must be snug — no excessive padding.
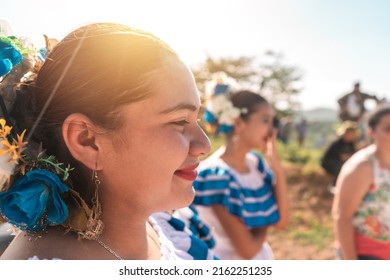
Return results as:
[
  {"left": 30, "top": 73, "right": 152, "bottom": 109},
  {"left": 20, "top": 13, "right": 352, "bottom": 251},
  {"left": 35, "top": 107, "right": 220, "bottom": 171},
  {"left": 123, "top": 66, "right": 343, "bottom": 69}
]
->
[
  {"left": 367, "top": 103, "right": 390, "bottom": 129},
  {"left": 231, "top": 90, "right": 269, "bottom": 121}
]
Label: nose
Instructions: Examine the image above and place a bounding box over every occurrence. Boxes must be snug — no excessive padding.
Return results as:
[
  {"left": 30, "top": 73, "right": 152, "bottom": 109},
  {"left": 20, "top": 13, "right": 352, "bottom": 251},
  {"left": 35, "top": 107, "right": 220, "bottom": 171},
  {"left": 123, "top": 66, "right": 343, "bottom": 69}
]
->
[{"left": 190, "top": 123, "right": 211, "bottom": 157}]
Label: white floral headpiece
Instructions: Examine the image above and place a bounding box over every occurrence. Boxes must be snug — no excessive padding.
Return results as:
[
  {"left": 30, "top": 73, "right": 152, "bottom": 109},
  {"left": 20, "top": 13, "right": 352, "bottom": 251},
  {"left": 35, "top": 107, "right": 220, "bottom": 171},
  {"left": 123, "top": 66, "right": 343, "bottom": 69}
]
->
[{"left": 203, "top": 72, "right": 247, "bottom": 133}]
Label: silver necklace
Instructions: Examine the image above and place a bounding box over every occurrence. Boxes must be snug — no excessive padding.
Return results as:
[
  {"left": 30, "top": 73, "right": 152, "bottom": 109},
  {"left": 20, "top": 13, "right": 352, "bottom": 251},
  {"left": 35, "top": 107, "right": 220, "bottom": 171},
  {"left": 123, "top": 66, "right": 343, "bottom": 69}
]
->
[
  {"left": 96, "top": 238, "right": 123, "bottom": 260},
  {"left": 95, "top": 232, "right": 160, "bottom": 260}
]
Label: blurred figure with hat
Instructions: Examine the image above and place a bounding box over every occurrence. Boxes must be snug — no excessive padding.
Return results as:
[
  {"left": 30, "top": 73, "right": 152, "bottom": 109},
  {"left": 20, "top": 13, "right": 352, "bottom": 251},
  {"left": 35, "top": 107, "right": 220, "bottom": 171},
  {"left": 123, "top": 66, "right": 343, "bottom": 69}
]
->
[{"left": 321, "top": 121, "right": 359, "bottom": 186}]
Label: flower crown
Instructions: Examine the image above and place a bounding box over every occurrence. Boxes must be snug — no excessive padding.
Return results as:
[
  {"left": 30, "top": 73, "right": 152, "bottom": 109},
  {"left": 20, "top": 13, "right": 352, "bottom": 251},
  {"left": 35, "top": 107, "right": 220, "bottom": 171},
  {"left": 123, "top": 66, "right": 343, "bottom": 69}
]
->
[
  {"left": 0, "top": 31, "right": 100, "bottom": 239},
  {"left": 203, "top": 73, "right": 247, "bottom": 134}
]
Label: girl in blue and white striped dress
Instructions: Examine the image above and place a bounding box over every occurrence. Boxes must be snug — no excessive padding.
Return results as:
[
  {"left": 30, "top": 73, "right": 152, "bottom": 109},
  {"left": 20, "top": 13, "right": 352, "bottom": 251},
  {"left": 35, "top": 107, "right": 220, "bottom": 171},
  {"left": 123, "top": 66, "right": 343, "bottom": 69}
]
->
[{"left": 192, "top": 87, "right": 289, "bottom": 260}]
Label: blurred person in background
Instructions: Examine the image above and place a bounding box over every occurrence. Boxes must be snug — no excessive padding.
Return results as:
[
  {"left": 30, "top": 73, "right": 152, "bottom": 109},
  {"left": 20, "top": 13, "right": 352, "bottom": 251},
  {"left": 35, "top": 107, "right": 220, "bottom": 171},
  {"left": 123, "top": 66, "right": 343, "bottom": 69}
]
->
[
  {"left": 321, "top": 121, "right": 359, "bottom": 186},
  {"left": 295, "top": 117, "right": 308, "bottom": 148},
  {"left": 338, "top": 82, "right": 379, "bottom": 123},
  {"left": 192, "top": 76, "right": 288, "bottom": 260},
  {"left": 332, "top": 104, "right": 390, "bottom": 259}
]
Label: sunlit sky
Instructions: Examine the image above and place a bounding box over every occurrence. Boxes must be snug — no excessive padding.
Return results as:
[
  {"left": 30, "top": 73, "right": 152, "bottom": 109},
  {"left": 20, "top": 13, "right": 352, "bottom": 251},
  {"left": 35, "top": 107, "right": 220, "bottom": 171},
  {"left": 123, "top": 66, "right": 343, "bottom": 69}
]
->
[{"left": 1, "top": 0, "right": 389, "bottom": 110}]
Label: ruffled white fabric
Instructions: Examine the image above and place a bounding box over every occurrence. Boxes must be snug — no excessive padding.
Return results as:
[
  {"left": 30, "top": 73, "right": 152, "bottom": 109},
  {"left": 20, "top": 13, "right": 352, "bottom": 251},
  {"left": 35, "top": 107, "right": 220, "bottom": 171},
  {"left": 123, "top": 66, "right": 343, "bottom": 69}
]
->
[
  {"left": 149, "top": 212, "right": 216, "bottom": 260},
  {"left": 149, "top": 212, "right": 193, "bottom": 260}
]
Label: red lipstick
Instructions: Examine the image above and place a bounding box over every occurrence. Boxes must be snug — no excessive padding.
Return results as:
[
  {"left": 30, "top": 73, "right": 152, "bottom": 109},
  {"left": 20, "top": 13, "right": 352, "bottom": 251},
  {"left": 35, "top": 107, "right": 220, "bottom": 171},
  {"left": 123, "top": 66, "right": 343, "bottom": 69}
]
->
[{"left": 174, "top": 163, "right": 199, "bottom": 181}]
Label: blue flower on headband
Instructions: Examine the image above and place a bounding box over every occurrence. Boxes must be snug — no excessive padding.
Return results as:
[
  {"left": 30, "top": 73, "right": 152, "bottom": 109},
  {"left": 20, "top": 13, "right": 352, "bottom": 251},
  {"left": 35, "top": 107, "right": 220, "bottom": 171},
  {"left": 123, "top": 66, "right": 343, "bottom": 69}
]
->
[
  {"left": 203, "top": 73, "right": 245, "bottom": 134},
  {"left": 218, "top": 124, "right": 234, "bottom": 134},
  {"left": 204, "top": 110, "right": 217, "bottom": 124},
  {"left": 38, "top": 47, "right": 48, "bottom": 62},
  {"left": 0, "top": 40, "right": 22, "bottom": 76},
  {"left": 0, "top": 170, "right": 69, "bottom": 231},
  {"left": 213, "top": 84, "right": 229, "bottom": 95}
]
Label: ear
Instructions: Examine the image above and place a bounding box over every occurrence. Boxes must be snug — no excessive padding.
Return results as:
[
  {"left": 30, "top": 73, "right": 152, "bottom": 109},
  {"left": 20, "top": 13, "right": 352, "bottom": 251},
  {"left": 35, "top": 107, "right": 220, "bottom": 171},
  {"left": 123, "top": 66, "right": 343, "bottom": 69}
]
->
[
  {"left": 62, "top": 113, "right": 101, "bottom": 171},
  {"left": 366, "top": 127, "right": 374, "bottom": 140},
  {"left": 233, "top": 117, "right": 245, "bottom": 134}
]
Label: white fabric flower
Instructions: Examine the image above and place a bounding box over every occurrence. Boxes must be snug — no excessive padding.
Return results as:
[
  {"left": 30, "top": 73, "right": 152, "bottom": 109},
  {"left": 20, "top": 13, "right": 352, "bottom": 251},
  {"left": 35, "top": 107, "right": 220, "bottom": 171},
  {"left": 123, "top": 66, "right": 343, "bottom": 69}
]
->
[
  {"left": 207, "top": 95, "right": 230, "bottom": 115},
  {"left": 204, "top": 72, "right": 247, "bottom": 130},
  {"left": 207, "top": 95, "right": 241, "bottom": 125},
  {"left": 219, "top": 106, "right": 241, "bottom": 125}
]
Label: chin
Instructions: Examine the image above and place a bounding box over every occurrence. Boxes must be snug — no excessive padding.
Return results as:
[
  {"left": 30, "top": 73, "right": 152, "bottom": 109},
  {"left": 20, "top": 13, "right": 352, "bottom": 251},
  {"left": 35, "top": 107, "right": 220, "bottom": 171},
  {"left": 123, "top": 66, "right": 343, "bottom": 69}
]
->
[
  {"left": 154, "top": 193, "right": 195, "bottom": 214},
  {"left": 175, "top": 185, "right": 195, "bottom": 209},
  {"left": 185, "top": 186, "right": 196, "bottom": 204}
]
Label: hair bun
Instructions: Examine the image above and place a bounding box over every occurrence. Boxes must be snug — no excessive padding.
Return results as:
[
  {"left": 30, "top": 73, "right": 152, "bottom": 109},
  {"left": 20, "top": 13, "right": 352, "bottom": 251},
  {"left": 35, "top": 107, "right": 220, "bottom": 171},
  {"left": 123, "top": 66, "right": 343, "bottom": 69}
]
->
[{"left": 10, "top": 74, "right": 41, "bottom": 141}]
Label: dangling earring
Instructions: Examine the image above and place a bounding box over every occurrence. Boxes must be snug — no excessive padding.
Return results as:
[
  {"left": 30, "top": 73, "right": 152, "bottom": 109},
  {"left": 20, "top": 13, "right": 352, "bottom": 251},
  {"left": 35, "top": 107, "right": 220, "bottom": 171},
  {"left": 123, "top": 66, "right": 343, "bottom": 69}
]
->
[{"left": 81, "top": 166, "right": 104, "bottom": 240}]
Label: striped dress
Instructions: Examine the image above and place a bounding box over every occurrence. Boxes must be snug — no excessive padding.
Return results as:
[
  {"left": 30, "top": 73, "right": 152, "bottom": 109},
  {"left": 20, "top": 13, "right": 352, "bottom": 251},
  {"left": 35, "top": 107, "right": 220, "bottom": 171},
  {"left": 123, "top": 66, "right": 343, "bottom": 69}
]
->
[
  {"left": 192, "top": 149, "right": 279, "bottom": 259},
  {"left": 172, "top": 206, "right": 216, "bottom": 250}
]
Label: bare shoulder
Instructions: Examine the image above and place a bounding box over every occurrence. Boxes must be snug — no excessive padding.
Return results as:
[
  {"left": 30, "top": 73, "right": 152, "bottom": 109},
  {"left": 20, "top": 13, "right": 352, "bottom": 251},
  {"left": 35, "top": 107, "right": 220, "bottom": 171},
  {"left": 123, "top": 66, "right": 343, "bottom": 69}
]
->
[
  {"left": 342, "top": 146, "right": 373, "bottom": 174},
  {"left": 337, "top": 145, "right": 374, "bottom": 189}
]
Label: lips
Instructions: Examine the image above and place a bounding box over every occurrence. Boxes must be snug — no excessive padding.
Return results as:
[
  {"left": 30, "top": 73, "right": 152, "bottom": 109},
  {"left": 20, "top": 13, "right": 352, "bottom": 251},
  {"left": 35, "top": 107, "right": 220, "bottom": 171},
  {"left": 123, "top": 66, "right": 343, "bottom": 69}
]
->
[{"left": 174, "top": 163, "right": 199, "bottom": 181}]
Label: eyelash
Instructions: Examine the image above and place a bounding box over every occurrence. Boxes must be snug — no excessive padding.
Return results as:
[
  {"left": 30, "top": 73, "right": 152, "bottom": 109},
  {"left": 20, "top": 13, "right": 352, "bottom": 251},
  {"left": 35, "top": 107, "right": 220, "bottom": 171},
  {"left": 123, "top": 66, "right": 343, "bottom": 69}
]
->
[{"left": 173, "top": 120, "right": 190, "bottom": 126}]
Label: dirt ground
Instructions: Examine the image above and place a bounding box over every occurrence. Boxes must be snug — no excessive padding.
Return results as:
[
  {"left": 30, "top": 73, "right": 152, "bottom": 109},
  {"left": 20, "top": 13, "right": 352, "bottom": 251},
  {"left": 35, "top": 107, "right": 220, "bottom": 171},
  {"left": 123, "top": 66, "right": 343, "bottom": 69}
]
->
[{"left": 267, "top": 166, "right": 337, "bottom": 260}]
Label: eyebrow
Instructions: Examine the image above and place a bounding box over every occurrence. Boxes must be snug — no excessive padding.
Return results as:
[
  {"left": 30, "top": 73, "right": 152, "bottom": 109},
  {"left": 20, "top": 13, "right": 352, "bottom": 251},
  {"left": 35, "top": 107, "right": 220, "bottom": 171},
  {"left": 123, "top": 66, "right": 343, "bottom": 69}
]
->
[{"left": 158, "top": 103, "right": 198, "bottom": 114}]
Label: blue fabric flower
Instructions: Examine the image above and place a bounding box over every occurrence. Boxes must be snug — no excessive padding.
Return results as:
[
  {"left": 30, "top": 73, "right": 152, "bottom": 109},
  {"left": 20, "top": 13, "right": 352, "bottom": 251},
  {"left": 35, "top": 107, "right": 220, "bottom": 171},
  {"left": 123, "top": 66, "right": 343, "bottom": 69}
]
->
[
  {"left": 218, "top": 124, "right": 234, "bottom": 134},
  {"left": 203, "top": 110, "right": 217, "bottom": 124},
  {"left": 0, "top": 41, "right": 22, "bottom": 76},
  {"left": 38, "top": 47, "right": 48, "bottom": 62},
  {"left": 0, "top": 58, "right": 12, "bottom": 77},
  {"left": 0, "top": 170, "right": 69, "bottom": 231}
]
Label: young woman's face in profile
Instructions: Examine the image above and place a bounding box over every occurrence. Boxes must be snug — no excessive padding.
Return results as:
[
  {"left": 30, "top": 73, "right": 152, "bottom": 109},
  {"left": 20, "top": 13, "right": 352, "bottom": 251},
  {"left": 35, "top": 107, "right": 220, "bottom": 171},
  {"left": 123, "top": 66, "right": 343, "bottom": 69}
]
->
[
  {"left": 99, "top": 61, "right": 210, "bottom": 213},
  {"left": 239, "top": 104, "right": 273, "bottom": 150}
]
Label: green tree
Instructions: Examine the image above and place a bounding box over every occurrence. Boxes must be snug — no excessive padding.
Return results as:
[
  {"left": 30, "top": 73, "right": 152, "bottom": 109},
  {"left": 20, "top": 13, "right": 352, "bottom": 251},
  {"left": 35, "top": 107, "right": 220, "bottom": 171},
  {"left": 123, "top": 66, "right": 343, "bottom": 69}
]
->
[
  {"left": 191, "top": 51, "right": 303, "bottom": 115},
  {"left": 191, "top": 55, "right": 257, "bottom": 94},
  {"left": 259, "top": 51, "right": 303, "bottom": 114}
]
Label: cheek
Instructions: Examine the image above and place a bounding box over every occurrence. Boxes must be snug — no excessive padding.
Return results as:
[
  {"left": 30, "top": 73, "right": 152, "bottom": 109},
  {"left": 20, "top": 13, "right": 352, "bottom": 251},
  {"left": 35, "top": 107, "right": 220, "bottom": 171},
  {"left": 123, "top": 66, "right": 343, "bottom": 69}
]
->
[
  {"left": 106, "top": 126, "right": 190, "bottom": 184},
  {"left": 152, "top": 128, "right": 190, "bottom": 159},
  {"left": 249, "top": 122, "right": 269, "bottom": 137},
  {"left": 130, "top": 128, "right": 190, "bottom": 176},
  {"left": 241, "top": 127, "right": 264, "bottom": 148},
  {"left": 375, "top": 131, "right": 390, "bottom": 142}
]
